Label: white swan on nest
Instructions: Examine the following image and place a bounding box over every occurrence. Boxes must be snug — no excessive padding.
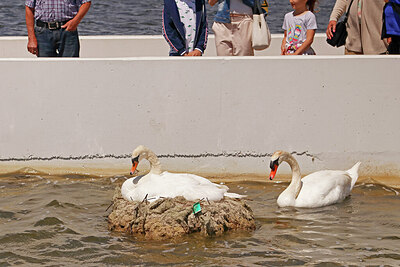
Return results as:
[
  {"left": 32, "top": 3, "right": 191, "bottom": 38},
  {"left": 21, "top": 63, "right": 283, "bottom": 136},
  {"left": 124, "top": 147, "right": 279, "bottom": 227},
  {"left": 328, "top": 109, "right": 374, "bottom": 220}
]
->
[
  {"left": 269, "top": 151, "right": 361, "bottom": 208},
  {"left": 121, "top": 145, "right": 244, "bottom": 202}
]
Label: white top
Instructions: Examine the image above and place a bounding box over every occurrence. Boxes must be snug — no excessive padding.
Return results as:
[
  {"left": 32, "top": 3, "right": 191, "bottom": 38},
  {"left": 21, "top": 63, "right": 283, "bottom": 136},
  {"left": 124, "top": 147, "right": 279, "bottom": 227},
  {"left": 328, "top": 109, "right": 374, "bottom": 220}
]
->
[
  {"left": 175, "top": 0, "right": 197, "bottom": 53},
  {"left": 230, "top": 0, "right": 252, "bottom": 15},
  {"left": 282, "top": 11, "right": 317, "bottom": 55}
]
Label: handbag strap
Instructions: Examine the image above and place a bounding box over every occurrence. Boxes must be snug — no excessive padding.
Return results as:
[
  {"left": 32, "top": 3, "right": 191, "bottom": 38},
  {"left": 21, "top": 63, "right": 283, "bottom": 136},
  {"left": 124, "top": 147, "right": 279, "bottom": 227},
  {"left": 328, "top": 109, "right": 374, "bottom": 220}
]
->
[
  {"left": 253, "top": 0, "right": 263, "bottom": 15},
  {"left": 343, "top": 0, "right": 355, "bottom": 23}
]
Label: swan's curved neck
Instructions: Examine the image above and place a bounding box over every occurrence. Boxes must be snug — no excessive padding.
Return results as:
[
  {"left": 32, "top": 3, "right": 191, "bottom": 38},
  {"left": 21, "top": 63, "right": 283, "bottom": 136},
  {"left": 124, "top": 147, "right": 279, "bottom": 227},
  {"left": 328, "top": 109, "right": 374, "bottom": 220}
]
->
[
  {"left": 143, "top": 149, "right": 162, "bottom": 175},
  {"left": 282, "top": 153, "right": 302, "bottom": 200}
]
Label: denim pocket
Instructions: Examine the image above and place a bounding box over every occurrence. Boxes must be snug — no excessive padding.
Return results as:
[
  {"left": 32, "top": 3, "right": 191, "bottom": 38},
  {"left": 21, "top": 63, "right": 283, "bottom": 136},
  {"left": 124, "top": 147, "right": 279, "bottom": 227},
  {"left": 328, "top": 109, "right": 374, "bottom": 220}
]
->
[{"left": 34, "top": 26, "right": 46, "bottom": 35}]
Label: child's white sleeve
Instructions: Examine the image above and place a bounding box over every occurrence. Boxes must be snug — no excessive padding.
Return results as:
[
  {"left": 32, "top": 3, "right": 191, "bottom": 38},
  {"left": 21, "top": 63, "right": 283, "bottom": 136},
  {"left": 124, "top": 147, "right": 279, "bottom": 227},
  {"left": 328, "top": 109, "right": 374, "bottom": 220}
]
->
[
  {"left": 282, "top": 14, "right": 287, "bottom": 30},
  {"left": 306, "top": 12, "right": 318, "bottom": 30}
]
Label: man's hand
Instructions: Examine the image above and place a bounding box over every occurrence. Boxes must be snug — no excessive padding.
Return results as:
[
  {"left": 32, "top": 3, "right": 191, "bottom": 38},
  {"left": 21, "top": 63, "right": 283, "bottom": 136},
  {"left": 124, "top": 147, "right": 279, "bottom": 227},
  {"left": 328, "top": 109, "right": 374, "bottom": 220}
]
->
[
  {"left": 326, "top": 20, "right": 337, "bottom": 39},
  {"left": 209, "top": 0, "right": 218, "bottom": 7},
  {"left": 27, "top": 36, "right": 38, "bottom": 55},
  {"left": 187, "top": 50, "right": 202, "bottom": 56},
  {"left": 61, "top": 2, "right": 91, "bottom": 32},
  {"left": 61, "top": 19, "right": 79, "bottom": 31}
]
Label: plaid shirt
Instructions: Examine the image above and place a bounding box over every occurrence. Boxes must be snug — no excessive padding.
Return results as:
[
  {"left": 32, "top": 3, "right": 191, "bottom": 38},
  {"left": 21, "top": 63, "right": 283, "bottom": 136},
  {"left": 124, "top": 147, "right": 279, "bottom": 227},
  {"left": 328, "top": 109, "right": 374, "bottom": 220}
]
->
[{"left": 25, "top": 0, "right": 91, "bottom": 22}]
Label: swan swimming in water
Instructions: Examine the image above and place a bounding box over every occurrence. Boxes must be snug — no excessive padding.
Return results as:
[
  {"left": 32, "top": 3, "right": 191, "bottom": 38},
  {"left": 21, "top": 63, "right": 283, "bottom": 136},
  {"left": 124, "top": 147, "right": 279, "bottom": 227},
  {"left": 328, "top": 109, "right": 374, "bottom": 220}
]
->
[
  {"left": 269, "top": 151, "right": 361, "bottom": 208},
  {"left": 121, "top": 145, "right": 244, "bottom": 202}
]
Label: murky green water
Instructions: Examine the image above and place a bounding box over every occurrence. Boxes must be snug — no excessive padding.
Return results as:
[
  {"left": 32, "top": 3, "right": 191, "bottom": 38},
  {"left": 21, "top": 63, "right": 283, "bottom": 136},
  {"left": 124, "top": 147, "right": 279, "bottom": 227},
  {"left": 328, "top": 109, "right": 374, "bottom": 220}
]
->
[{"left": 1, "top": 170, "right": 399, "bottom": 266}]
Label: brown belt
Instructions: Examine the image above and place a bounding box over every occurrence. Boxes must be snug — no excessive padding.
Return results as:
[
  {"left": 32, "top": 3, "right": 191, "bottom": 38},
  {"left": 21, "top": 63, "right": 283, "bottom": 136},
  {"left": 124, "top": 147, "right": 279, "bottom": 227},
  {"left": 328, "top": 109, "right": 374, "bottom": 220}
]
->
[{"left": 230, "top": 13, "right": 252, "bottom": 18}]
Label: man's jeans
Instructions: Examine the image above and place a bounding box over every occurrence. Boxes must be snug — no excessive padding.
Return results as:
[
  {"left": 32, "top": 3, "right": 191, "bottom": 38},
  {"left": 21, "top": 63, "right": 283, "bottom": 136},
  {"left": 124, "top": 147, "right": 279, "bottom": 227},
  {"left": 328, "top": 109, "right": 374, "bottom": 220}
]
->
[{"left": 35, "top": 27, "right": 80, "bottom": 57}]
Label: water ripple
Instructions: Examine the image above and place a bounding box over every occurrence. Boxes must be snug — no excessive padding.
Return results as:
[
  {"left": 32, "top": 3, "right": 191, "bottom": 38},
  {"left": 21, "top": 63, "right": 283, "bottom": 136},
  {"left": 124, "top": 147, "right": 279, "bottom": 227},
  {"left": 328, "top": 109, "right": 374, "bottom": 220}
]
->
[{"left": 0, "top": 177, "right": 398, "bottom": 265}]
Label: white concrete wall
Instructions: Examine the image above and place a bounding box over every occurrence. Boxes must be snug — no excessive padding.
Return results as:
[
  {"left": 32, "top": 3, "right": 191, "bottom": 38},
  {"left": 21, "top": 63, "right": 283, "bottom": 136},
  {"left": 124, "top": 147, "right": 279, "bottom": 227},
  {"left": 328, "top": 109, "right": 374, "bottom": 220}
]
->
[
  {"left": 0, "top": 55, "right": 399, "bottom": 178},
  {"left": 0, "top": 34, "right": 344, "bottom": 58}
]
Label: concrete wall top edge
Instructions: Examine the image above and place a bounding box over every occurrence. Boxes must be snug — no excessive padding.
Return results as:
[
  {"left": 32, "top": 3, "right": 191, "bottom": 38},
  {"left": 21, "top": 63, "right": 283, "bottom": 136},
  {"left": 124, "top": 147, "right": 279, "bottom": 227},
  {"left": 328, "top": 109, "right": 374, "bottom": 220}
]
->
[
  {"left": 0, "top": 55, "right": 399, "bottom": 62},
  {"left": 0, "top": 33, "right": 287, "bottom": 41}
]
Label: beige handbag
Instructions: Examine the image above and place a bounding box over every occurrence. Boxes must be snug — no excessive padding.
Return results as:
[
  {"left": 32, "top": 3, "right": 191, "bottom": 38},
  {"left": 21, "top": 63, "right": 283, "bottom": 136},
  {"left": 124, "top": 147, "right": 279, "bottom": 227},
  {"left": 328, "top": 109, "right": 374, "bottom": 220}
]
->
[{"left": 252, "top": 1, "right": 271, "bottom": 50}]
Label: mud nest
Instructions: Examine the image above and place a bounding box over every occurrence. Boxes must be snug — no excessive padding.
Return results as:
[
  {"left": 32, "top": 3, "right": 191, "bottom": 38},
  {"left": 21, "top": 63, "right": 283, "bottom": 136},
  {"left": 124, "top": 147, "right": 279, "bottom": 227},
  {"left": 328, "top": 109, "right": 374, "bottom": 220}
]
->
[{"left": 108, "top": 187, "right": 256, "bottom": 240}]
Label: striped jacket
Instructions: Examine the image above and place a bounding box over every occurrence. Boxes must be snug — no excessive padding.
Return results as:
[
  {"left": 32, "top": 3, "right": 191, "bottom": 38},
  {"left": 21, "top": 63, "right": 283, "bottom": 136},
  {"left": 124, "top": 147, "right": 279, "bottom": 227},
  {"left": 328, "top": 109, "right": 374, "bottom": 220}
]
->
[{"left": 162, "top": 0, "right": 208, "bottom": 56}]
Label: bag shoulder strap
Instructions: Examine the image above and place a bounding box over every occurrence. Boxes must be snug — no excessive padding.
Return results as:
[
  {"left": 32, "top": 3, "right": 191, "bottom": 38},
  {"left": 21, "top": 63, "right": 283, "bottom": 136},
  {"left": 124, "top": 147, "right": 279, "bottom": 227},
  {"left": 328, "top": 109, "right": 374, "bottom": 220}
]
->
[
  {"left": 253, "top": 0, "right": 263, "bottom": 15},
  {"left": 343, "top": 0, "right": 355, "bottom": 23}
]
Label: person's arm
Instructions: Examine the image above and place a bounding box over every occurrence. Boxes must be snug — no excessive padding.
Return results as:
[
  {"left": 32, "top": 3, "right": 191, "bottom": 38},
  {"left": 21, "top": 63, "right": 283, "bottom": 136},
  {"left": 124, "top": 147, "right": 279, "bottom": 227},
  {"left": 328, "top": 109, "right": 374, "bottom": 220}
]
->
[
  {"left": 61, "top": 2, "right": 91, "bottom": 31},
  {"left": 162, "top": 2, "right": 187, "bottom": 55},
  {"left": 25, "top": 6, "right": 37, "bottom": 55},
  {"left": 281, "top": 30, "right": 287, "bottom": 55},
  {"left": 292, "top": 29, "right": 315, "bottom": 55},
  {"left": 326, "top": 0, "right": 347, "bottom": 39},
  {"left": 190, "top": 2, "right": 208, "bottom": 56}
]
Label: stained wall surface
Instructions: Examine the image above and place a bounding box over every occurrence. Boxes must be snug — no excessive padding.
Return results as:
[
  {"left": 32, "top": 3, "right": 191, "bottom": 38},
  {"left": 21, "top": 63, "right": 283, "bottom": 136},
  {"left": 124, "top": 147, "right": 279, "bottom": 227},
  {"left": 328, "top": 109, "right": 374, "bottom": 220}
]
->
[{"left": 1, "top": 55, "right": 399, "bottom": 179}]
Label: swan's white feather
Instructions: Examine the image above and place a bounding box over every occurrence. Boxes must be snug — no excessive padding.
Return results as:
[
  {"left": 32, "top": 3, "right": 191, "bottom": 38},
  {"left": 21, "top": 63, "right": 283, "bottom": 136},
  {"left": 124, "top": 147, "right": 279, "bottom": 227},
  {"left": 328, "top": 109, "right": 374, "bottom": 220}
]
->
[
  {"left": 291, "top": 170, "right": 353, "bottom": 208},
  {"left": 275, "top": 153, "right": 361, "bottom": 208},
  {"left": 122, "top": 171, "right": 243, "bottom": 202}
]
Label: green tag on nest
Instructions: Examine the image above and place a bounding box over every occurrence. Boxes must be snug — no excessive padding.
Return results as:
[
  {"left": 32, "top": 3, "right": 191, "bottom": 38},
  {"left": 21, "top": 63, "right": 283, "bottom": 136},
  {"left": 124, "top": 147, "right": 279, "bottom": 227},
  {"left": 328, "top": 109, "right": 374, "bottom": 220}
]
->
[{"left": 193, "top": 202, "right": 202, "bottom": 215}]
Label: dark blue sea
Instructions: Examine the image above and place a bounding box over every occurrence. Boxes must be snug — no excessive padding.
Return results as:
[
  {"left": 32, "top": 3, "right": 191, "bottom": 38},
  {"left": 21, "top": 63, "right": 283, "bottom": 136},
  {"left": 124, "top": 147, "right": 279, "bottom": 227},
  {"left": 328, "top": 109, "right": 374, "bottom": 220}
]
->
[{"left": 0, "top": 1, "right": 336, "bottom": 36}]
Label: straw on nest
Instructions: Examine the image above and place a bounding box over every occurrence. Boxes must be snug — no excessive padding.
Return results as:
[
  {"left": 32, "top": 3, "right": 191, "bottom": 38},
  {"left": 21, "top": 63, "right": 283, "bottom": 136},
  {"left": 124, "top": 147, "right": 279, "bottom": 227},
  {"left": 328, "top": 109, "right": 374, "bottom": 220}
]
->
[{"left": 108, "top": 187, "right": 256, "bottom": 240}]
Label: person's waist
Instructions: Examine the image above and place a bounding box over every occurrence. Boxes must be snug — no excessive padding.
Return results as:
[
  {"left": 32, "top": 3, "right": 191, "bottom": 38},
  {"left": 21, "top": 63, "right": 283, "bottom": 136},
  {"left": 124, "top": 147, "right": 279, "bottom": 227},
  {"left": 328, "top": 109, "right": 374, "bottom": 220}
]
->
[
  {"left": 230, "top": 13, "right": 252, "bottom": 17},
  {"left": 229, "top": 13, "right": 252, "bottom": 22},
  {"left": 36, "top": 20, "right": 70, "bottom": 30}
]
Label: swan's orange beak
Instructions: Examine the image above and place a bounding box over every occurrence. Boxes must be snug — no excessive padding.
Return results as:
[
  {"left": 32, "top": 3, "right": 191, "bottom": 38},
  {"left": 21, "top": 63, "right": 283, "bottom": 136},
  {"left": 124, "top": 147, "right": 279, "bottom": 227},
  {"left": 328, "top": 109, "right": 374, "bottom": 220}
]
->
[
  {"left": 269, "top": 165, "right": 278, "bottom": 180},
  {"left": 130, "top": 159, "right": 138, "bottom": 175},
  {"left": 269, "top": 159, "right": 279, "bottom": 180}
]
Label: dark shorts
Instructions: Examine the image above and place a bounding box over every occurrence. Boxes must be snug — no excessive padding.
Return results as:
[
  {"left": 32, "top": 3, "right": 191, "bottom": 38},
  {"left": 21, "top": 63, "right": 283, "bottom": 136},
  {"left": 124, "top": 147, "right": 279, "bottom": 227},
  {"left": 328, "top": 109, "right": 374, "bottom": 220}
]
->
[
  {"left": 388, "top": 36, "right": 400, "bottom": 55},
  {"left": 35, "top": 26, "right": 80, "bottom": 57}
]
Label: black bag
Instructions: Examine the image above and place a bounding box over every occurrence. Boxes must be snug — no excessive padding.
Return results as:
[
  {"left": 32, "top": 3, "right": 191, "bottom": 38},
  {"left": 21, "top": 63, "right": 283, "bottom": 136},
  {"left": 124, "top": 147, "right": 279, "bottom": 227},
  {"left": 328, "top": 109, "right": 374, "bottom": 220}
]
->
[
  {"left": 327, "top": 0, "right": 354, "bottom": 47},
  {"left": 327, "top": 21, "right": 348, "bottom": 47}
]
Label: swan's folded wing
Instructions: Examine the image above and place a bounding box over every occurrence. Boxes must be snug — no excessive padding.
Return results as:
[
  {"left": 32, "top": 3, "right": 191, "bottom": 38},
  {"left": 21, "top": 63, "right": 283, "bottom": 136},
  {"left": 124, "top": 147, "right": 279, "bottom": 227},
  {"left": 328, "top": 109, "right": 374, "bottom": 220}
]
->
[
  {"left": 224, "top": 192, "right": 247, "bottom": 199},
  {"left": 298, "top": 171, "right": 352, "bottom": 207}
]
